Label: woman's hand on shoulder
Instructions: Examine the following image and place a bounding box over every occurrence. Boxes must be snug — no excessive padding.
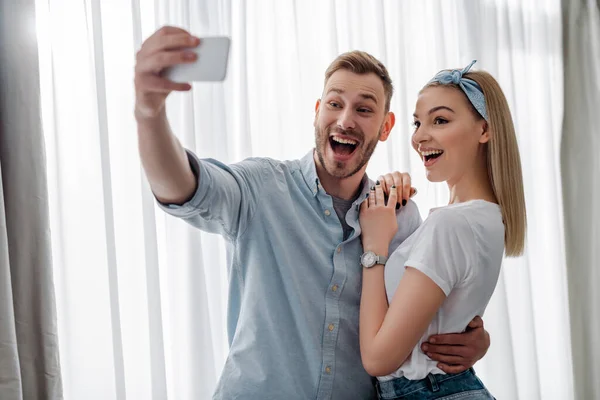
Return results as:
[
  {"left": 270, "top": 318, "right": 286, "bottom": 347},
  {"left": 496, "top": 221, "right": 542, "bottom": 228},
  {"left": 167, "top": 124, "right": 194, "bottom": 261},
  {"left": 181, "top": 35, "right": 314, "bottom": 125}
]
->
[
  {"left": 359, "top": 181, "right": 398, "bottom": 254},
  {"left": 376, "top": 171, "right": 417, "bottom": 209}
]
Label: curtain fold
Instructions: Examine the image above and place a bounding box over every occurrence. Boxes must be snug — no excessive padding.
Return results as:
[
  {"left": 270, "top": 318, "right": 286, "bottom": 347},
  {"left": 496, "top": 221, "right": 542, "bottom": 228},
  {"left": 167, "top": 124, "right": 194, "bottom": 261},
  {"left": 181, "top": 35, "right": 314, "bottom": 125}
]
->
[
  {"left": 35, "top": 0, "right": 573, "bottom": 399},
  {"left": 0, "top": 1, "right": 63, "bottom": 399},
  {"left": 562, "top": 1, "right": 600, "bottom": 399}
]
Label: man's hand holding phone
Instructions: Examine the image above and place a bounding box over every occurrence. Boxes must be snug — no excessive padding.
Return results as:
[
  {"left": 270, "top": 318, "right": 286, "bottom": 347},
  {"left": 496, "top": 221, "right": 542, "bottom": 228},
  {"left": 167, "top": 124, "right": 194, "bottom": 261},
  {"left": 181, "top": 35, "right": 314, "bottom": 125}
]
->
[{"left": 134, "top": 26, "right": 230, "bottom": 120}]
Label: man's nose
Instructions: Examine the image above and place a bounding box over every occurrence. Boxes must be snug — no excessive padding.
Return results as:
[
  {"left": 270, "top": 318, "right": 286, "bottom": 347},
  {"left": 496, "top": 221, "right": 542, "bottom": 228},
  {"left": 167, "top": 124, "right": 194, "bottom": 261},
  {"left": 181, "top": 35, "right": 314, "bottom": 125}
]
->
[{"left": 337, "top": 108, "right": 356, "bottom": 131}]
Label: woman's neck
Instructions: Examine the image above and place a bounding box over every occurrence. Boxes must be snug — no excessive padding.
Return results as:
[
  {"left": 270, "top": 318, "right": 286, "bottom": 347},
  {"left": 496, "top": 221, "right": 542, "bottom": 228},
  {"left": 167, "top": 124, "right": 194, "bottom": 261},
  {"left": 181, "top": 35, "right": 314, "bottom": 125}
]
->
[{"left": 447, "top": 156, "right": 497, "bottom": 205}]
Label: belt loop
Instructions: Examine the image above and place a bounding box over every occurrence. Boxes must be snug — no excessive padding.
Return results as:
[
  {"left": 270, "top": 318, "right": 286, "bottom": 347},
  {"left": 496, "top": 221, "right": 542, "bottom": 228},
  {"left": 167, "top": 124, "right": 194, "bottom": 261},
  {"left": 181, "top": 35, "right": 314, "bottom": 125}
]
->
[
  {"left": 373, "top": 378, "right": 382, "bottom": 399},
  {"left": 427, "top": 373, "right": 440, "bottom": 392}
]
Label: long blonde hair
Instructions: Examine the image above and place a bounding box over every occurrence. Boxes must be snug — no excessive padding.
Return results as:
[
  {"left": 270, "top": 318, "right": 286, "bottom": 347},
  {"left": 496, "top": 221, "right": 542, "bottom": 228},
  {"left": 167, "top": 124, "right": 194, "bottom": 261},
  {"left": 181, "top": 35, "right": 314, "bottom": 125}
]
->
[{"left": 426, "top": 70, "right": 527, "bottom": 256}]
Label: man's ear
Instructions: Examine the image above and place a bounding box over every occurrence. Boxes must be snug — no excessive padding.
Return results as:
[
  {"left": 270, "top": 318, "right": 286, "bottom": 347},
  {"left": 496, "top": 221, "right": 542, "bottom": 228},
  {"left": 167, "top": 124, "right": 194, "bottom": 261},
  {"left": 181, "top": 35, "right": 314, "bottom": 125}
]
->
[
  {"left": 479, "top": 121, "right": 490, "bottom": 144},
  {"left": 313, "top": 99, "right": 321, "bottom": 127},
  {"left": 379, "top": 112, "right": 396, "bottom": 142}
]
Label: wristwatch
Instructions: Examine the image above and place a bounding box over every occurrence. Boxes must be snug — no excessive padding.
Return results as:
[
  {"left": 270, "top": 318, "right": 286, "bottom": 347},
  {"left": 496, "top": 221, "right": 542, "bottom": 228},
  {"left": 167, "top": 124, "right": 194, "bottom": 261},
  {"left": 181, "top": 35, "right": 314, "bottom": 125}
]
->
[{"left": 360, "top": 251, "right": 388, "bottom": 268}]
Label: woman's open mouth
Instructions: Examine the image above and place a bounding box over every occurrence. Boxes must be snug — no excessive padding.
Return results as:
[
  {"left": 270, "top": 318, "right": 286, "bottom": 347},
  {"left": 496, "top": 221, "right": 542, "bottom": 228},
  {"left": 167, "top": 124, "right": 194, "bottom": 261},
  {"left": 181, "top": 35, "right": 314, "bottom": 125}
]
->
[
  {"left": 329, "top": 136, "right": 359, "bottom": 160},
  {"left": 422, "top": 149, "right": 444, "bottom": 167}
]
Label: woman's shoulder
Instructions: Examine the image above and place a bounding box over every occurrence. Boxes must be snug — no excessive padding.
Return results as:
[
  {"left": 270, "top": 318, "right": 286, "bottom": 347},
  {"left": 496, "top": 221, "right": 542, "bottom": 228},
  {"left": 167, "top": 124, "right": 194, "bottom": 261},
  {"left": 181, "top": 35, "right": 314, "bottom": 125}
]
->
[
  {"left": 418, "top": 201, "right": 503, "bottom": 245},
  {"left": 427, "top": 200, "right": 501, "bottom": 226},
  {"left": 422, "top": 204, "right": 471, "bottom": 229}
]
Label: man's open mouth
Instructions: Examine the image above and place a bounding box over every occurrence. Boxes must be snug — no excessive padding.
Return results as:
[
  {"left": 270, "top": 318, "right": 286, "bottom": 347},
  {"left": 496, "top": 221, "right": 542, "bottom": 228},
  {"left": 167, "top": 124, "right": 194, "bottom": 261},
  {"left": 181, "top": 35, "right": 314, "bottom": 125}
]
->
[{"left": 329, "top": 136, "right": 359, "bottom": 156}]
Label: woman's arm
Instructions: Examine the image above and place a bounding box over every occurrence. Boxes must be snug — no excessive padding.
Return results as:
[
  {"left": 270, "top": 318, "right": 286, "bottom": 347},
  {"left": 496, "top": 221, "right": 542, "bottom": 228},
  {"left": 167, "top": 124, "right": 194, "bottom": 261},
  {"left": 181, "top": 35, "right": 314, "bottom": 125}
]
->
[
  {"left": 359, "top": 182, "right": 445, "bottom": 377},
  {"left": 360, "top": 265, "right": 445, "bottom": 376}
]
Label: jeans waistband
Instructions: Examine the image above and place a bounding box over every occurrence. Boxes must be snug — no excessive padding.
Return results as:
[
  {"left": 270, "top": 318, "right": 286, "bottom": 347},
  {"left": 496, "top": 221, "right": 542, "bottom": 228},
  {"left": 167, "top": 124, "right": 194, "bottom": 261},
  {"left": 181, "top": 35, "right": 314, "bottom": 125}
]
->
[{"left": 375, "top": 368, "right": 477, "bottom": 399}]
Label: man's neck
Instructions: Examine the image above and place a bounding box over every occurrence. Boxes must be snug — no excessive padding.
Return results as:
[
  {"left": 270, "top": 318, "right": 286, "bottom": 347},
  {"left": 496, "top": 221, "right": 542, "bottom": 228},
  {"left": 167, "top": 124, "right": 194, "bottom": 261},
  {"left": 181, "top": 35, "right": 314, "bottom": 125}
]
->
[{"left": 313, "top": 152, "right": 366, "bottom": 201}]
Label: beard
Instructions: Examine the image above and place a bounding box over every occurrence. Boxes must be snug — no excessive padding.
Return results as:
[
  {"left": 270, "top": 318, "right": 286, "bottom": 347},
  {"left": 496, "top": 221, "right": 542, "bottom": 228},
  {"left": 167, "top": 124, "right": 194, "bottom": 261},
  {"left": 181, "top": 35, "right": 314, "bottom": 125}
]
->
[{"left": 314, "top": 124, "right": 382, "bottom": 179}]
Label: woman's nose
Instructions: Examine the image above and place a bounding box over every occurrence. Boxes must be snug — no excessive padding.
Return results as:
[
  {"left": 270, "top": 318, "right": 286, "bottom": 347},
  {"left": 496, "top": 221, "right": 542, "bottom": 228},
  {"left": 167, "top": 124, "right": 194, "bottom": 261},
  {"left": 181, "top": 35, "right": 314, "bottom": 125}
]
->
[{"left": 412, "top": 125, "right": 431, "bottom": 146}]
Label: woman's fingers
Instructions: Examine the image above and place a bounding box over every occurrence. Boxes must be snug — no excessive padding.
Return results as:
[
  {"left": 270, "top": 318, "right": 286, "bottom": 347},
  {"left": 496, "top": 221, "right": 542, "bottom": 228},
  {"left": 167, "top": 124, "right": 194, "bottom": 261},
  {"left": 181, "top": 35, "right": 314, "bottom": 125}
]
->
[
  {"left": 375, "top": 181, "right": 385, "bottom": 206},
  {"left": 377, "top": 175, "right": 388, "bottom": 194},
  {"left": 368, "top": 185, "right": 376, "bottom": 207},
  {"left": 387, "top": 185, "right": 398, "bottom": 208},
  {"left": 375, "top": 172, "right": 416, "bottom": 208},
  {"left": 360, "top": 198, "right": 369, "bottom": 214},
  {"left": 400, "top": 172, "right": 412, "bottom": 207}
]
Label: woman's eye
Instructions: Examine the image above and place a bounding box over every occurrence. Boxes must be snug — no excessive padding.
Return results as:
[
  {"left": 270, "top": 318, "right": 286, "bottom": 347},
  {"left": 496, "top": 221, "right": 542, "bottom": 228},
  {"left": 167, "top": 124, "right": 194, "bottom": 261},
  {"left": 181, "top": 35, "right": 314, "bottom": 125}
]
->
[
  {"left": 434, "top": 117, "right": 448, "bottom": 125},
  {"left": 412, "top": 121, "right": 421, "bottom": 128}
]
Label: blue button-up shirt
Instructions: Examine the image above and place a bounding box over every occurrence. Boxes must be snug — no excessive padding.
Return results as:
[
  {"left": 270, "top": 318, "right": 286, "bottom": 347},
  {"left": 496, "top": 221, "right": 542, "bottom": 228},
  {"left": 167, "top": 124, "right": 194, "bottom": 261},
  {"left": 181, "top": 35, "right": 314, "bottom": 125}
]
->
[{"left": 160, "top": 150, "right": 422, "bottom": 400}]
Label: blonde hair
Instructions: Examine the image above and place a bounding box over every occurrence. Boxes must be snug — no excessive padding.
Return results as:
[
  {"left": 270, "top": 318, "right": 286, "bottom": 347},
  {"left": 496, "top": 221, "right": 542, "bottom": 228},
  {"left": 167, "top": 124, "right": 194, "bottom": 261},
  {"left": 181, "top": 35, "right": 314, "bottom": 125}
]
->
[
  {"left": 324, "top": 51, "right": 394, "bottom": 112},
  {"left": 426, "top": 70, "right": 527, "bottom": 256}
]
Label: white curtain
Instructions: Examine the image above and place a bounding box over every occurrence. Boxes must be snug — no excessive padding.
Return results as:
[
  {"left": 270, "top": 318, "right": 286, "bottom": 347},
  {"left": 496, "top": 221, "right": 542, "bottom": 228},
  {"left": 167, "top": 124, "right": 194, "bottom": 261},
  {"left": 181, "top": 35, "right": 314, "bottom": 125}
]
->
[
  {"left": 562, "top": 0, "right": 600, "bottom": 399},
  {"left": 35, "top": 0, "right": 574, "bottom": 399}
]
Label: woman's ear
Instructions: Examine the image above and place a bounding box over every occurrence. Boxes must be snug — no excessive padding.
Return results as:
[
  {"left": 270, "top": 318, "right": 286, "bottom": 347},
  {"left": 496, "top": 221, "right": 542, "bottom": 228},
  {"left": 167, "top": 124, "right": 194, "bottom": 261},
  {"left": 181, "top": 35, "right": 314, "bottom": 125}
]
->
[{"left": 479, "top": 121, "right": 490, "bottom": 144}]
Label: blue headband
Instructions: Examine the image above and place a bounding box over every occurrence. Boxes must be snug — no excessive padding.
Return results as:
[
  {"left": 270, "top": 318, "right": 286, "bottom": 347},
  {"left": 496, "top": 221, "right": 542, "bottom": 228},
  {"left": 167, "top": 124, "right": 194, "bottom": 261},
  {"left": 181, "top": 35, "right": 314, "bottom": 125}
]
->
[{"left": 428, "top": 60, "right": 488, "bottom": 121}]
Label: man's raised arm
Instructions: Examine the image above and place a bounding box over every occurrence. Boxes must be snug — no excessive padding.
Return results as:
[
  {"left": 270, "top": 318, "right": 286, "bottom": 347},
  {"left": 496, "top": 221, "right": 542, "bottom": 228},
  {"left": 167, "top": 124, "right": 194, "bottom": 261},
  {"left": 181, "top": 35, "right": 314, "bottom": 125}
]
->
[{"left": 134, "top": 26, "right": 199, "bottom": 204}]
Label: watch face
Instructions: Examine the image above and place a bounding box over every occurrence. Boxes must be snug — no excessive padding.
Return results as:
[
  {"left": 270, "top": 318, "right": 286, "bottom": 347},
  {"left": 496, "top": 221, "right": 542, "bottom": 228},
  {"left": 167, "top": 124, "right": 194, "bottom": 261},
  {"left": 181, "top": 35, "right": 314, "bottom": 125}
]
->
[{"left": 361, "top": 251, "right": 376, "bottom": 267}]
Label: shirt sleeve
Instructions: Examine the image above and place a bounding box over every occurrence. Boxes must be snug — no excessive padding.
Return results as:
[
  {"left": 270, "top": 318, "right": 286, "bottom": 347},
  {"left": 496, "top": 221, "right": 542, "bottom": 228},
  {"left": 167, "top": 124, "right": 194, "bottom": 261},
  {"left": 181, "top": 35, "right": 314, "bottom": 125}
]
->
[
  {"left": 404, "top": 209, "right": 477, "bottom": 296},
  {"left": 157, "top": 149, "right": 269, "bottom": 240}
]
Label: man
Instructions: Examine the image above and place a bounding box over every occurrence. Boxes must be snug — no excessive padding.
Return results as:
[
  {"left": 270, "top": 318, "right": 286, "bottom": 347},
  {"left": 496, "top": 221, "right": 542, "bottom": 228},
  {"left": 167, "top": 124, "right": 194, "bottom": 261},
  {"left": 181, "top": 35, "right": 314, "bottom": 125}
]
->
[{"left": 134, "top": 26, "right": 490, "bottom": 399}]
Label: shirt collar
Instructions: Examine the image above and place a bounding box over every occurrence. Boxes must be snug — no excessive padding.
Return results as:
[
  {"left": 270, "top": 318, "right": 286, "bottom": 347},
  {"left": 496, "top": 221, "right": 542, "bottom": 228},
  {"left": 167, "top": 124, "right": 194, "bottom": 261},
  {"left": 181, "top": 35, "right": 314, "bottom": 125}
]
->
[{"left": 300, "top": 150, "right": 320, "bottom": 197}]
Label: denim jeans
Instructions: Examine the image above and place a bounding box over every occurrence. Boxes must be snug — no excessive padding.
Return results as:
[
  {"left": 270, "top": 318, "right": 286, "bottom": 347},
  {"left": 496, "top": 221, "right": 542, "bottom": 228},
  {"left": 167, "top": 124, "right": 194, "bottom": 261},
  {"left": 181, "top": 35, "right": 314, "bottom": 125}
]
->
[{"left": 375, "top": 368, "right": 495, "bottom": 400}]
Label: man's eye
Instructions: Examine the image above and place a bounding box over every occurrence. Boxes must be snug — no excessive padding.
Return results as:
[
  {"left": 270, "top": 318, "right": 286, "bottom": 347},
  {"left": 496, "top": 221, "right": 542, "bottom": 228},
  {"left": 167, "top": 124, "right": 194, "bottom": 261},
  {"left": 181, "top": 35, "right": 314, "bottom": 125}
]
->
[
  {"left": 329, "top": 102, "right": 341, "bottom": 108},
  {"left": 358, "top": 108, "right": 372, "bottom": 113},
  {"left": 434, "top": 117, "right": 448, "bottom": 125}
]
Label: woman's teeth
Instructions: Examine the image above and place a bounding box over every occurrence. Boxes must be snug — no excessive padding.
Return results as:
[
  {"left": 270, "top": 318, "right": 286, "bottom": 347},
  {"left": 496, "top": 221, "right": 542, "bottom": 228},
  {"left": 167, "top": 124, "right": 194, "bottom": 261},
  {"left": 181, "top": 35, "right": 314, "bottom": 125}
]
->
[{"left": 421, "top": 149, "right": 443, "bottom": 157}]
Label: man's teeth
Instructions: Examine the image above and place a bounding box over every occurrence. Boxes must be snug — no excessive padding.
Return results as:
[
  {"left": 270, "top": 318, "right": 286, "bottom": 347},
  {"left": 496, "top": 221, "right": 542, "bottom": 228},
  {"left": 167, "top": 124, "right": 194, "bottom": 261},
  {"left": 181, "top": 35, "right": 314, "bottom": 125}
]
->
[
  {"left": 332, "top": 137, "right": 358, "bottom": 145},
  {"left": 421, "top": 150, "right": 443, "bottom": 156}
]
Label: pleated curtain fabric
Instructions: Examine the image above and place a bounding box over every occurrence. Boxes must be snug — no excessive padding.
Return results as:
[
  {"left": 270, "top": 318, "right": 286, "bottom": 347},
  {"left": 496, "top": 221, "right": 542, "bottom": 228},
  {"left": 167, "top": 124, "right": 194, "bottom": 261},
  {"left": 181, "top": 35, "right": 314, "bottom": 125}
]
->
[
  {"left": 0, "top": 0, "right": 63, "bottom": 399},
  {"left": 562, "top": 1, "right": 600, "bottom": 399}
]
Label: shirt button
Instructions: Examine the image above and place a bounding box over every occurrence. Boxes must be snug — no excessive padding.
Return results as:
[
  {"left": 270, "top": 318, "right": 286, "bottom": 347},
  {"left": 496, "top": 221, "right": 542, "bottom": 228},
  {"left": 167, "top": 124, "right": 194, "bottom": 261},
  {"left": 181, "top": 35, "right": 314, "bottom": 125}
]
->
[
  {"left": 332, "top": 285, "right": 338, "bottom": 292},
  {"left": 336, "top": 247, "right": 341, "bottom": 253},
  {"left": 328, "top": 324, "right": 335, "bottom": 331},
  {"left": 324, "top": 209, "right": 331, "bottom": 216},
  {"left": 325, "top": 366, "right": 332, "bottom": 374}
]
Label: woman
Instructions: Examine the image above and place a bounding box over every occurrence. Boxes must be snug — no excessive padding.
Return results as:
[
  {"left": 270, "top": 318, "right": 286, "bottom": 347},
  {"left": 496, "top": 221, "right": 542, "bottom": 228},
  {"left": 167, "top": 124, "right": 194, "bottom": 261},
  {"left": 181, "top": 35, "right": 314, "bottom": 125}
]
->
[{"left": 358, "top": 61, "right": 526, "bottom": 399}]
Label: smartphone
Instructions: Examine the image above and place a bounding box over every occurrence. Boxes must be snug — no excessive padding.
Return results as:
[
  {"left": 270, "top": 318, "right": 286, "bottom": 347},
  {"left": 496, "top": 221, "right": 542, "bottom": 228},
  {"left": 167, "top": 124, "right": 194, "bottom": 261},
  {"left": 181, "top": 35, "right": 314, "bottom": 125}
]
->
[{"left": 164, "top": 36, "right": 231, "bottom": 82}]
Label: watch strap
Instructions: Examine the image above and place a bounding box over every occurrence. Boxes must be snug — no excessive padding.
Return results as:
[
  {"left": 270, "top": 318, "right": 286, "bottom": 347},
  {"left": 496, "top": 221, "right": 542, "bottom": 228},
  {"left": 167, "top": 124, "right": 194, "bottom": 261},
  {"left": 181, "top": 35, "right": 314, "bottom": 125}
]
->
[{"left": 375, "top": 255, "right": 388, "bottom": 265}]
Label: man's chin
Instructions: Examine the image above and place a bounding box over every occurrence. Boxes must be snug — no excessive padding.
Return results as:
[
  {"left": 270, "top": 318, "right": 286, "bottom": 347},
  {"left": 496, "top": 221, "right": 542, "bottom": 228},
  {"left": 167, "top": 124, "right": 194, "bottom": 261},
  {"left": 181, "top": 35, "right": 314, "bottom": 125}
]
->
[{"left": 324, "top": 159, "right": 361, "bottom": 179}]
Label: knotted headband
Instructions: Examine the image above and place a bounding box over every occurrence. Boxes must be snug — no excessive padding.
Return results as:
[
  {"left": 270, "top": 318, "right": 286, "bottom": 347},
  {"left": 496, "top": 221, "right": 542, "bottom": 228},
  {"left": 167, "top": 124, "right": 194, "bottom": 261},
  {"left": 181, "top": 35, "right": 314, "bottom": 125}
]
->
[{"left": 428, "top": 60, "right": 488, "bottom": 121}]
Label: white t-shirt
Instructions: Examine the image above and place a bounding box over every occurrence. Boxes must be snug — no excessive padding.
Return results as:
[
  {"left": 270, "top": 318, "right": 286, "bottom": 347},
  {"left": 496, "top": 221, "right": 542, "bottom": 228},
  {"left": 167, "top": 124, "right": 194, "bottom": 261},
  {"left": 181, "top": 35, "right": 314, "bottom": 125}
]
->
[{"left": 379, "top": 200, "right": 505, "bottom": 381}]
